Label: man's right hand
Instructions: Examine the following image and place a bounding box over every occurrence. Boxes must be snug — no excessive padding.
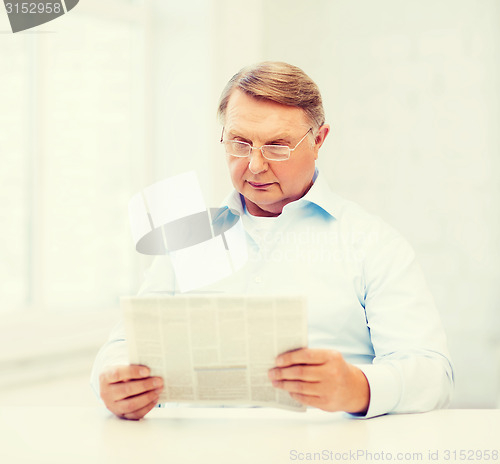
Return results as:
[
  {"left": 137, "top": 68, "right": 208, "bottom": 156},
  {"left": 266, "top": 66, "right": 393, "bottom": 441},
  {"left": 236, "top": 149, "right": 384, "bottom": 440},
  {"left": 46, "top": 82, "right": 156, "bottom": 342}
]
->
[{"left": 99, "top": 365, "right": 164, "bottom": 420}]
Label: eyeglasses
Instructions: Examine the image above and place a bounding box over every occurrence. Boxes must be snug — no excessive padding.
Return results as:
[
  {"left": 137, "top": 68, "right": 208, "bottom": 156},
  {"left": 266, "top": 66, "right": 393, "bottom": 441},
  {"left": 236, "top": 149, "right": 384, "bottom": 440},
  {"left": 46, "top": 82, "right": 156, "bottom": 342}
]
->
[{"left": 220, "top": 128, "right": 313, "bottom": 161}]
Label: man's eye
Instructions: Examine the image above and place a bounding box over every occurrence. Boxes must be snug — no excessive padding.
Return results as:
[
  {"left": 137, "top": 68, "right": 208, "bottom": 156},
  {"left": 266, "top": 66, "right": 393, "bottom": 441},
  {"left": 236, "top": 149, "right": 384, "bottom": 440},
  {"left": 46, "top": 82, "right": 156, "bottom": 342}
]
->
[{"left": 269, "top": 140, "right": 288, "bottom": 145}]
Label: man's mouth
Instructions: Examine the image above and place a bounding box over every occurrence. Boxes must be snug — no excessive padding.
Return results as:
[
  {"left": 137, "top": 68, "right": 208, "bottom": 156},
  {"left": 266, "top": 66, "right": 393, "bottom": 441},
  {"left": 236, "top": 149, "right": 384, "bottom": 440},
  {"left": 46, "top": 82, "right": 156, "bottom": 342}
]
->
[{"left": 247, "top": 181, "right": 274, "bottom": 189}]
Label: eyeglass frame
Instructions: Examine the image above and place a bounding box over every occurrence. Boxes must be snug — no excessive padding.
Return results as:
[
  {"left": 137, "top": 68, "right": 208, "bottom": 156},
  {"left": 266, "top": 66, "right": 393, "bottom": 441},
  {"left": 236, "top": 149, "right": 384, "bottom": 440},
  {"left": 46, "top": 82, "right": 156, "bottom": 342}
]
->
[{"left": 220, "top": 127, "right": 313, "bottom": 161}]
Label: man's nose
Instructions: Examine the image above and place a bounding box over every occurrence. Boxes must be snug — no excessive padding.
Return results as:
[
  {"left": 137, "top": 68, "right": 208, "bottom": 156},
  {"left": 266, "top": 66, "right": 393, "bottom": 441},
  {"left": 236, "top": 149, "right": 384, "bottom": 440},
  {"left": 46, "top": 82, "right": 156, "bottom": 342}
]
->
[{"left": 248, "top": 148, "right": 268, "bottom": 174}]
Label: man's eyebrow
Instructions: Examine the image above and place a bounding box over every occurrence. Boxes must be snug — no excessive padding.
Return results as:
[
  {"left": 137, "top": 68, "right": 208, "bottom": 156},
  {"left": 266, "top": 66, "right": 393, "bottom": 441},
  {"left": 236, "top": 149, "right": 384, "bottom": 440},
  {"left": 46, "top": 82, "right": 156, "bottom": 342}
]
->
[
  {"left": 226, "top": 130, "right": 251, "bottom": 142},
  {"left": 265, "top": 135, "right": 291, "bottom": 144},
  {"left": 227, "top": 130, "right": 292, "bottom": 144}
]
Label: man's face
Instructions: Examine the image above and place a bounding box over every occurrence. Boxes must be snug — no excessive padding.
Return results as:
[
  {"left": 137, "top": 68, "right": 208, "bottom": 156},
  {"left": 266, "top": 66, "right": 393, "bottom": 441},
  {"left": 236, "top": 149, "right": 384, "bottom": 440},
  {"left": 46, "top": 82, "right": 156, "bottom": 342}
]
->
[{"left": 224, "top": 90, "right": 329, "bottom": 217}]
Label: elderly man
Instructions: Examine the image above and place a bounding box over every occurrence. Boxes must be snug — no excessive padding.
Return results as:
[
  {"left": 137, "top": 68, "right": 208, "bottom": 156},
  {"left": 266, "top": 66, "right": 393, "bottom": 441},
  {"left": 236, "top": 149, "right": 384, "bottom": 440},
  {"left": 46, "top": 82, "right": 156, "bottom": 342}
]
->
[{"left": 92, "top": 62, "right": 454, "bottom": 420}]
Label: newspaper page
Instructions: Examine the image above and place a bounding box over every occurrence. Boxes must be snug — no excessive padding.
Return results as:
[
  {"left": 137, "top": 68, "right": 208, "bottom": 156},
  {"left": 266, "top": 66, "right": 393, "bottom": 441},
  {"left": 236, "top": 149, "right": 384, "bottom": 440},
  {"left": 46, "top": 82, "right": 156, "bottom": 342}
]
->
[{"left": 121, "top": 294, "right": 308, "bottom": 411}]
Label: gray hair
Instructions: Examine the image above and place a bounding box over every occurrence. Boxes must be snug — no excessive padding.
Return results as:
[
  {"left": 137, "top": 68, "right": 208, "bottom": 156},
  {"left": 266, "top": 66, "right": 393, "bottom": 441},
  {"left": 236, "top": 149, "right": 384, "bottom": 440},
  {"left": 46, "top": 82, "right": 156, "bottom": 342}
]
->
[{"left": 217, "top": 61, "right": 325, "bottom": 131}]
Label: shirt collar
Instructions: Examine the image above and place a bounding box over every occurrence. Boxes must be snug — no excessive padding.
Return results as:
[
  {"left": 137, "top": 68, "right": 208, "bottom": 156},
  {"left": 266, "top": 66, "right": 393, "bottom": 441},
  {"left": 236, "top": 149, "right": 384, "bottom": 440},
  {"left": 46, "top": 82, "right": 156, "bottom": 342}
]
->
[
  {"left": 289, "top": 168, "right": 339, "bottom": 218},
  {"left": 222, "top": 168, "right": 340, "bottom": 219}
]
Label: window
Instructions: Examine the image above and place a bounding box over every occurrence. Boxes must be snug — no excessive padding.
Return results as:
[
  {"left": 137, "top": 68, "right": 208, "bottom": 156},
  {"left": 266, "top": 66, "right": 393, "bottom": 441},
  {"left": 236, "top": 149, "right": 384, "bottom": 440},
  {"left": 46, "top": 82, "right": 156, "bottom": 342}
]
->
[{"left": 0, "top": 0, "right": 151, "bottom": 314}]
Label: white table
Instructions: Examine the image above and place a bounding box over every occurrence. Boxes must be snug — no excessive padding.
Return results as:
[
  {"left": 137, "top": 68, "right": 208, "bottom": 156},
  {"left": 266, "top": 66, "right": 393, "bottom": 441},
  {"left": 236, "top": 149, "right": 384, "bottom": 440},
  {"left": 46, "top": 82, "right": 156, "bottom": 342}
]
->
[{"left": 0, "top": 407, "right": 498, "bottom": 463}]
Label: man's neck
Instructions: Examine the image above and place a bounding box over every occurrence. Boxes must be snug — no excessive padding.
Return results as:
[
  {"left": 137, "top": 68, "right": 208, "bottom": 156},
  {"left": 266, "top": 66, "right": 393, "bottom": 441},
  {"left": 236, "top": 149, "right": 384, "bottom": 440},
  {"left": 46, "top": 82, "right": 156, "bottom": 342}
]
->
[
  {"left": 243, "top": 179, "right": 315, "bottom": 217},
  {"left": 244, "top": 199, "right": 281, "bottom": 217}
]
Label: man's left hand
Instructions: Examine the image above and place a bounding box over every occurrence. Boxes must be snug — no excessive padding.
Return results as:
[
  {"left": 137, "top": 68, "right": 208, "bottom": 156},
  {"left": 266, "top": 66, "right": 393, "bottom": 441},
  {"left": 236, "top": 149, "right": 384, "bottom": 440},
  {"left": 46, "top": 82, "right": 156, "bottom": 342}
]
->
[{"left": 268, "top": 348, "right": 370, "bottom": 414}]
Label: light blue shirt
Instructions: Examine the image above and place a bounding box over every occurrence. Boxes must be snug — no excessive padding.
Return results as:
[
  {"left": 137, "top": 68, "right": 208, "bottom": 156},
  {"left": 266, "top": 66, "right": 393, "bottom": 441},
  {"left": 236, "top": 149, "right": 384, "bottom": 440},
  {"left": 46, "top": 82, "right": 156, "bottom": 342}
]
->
[{"left": 91, "top": 170, "right": 454, "bottom": 418}]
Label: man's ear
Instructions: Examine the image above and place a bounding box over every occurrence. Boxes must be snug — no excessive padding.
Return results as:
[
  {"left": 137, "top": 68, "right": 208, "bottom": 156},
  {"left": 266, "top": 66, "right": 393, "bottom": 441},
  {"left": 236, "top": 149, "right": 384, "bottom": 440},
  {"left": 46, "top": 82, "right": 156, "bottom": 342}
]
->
[
  {"left": 313, "top": 124, "right": 330, "bottom": 160},
  {"left": 315, "top": 124, "right": 330, "bottom": 148}
]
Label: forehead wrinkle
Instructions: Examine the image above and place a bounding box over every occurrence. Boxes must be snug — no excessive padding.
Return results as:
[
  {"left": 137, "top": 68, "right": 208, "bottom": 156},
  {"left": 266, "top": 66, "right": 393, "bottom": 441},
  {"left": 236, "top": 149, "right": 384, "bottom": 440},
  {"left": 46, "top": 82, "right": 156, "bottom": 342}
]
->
[
  {"left": 225, "top": 90, "right": 309, "bottom": 143},
  {"left": 225, "top": 109, "right": 306, "bottom": 143}
]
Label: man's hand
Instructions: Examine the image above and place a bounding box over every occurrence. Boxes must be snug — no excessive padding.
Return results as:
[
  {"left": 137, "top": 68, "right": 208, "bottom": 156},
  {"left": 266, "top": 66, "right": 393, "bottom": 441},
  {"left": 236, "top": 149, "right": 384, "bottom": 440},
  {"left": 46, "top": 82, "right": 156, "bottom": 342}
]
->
[
  {"left": 99, "top": 365, "right": 164, "bottom": 420},
  {"left": 268, "top": 349, "right": 370, "bottom": 414}
]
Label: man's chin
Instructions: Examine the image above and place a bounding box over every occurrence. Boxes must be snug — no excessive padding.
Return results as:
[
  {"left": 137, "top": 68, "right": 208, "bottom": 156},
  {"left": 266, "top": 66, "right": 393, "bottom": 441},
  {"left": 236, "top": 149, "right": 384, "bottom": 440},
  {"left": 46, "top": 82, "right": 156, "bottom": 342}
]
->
[
  {"left": 245, "top": 190, "right": 275, "bottom": 206},
  {"left": 243, "top": 196, "right": 283, "bottom": 217}
]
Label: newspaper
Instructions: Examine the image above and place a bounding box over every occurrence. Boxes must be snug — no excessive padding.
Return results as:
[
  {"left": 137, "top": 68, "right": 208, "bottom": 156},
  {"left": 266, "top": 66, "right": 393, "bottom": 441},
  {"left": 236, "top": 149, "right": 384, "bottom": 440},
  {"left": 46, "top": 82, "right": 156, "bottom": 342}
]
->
[{"left": 121, "top": 294, "right": 308, "bottom": 411}]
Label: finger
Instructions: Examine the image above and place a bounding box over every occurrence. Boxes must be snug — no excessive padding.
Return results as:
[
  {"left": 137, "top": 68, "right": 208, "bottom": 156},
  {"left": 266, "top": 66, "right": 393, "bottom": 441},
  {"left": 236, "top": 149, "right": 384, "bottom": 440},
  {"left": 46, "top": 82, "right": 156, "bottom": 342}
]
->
[
  {"left": 288, "top": 392, "right": 329, "bottom": 410},
  {"left": 102, "top": 365, "right": 151, "bottom": 385},
  {"left": 114, "top": 388, "right": 162, "bottom": 417},
  {"left": 271, "top": 379, "right": 321, "bottom": 397},
  {"left": 109, "top": 376, "right": 164, "bottom": 401},
  {"left": 120, "top": 399, "right": 160, "bottom": 421},
  {"left": 276, "top": 348, "right": 332, "bottom": 368},
  {"left": 269, "top": 365, "right": 322, "bottom": 382}
]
